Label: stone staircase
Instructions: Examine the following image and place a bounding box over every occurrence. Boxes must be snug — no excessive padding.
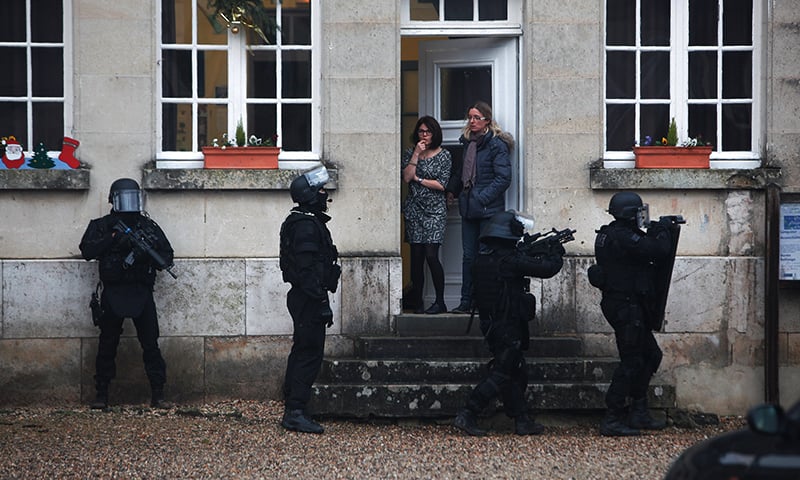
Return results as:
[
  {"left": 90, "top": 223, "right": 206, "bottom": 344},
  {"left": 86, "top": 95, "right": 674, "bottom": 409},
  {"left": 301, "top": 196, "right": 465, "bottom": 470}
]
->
[{"left": 308, "top": 314, "right": 675, "bottom": 418}]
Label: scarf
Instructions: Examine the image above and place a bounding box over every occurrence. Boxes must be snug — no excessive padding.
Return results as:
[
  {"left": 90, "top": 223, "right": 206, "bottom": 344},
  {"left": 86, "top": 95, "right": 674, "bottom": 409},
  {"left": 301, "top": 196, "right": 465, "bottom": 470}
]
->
[{"left": 461, "top": 132, "right": 487, "bottom": 190}]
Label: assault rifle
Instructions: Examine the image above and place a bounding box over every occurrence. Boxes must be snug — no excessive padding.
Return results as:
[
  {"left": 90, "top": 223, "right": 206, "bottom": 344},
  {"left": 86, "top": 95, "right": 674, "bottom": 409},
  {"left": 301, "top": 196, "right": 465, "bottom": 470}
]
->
[
  {"left": 518, "top": 227, "right": 577, "bottom": 256},
  {"left": 648, "top": 215, "right": 686, "bottom": 228},
  {"left": 114, "top": 220, "right": 178, "bottom": 279}
]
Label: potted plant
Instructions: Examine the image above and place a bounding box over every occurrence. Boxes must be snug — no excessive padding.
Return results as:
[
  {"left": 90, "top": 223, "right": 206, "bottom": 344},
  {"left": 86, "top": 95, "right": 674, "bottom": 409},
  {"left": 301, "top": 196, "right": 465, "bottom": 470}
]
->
[
  {"left": 633, "top": 118, "right": 712, "bottom": 169},
  {"left": 206, "top": 0, "right": 279, "bottom": 44},
  {"left": 202, "top": 119, "right": 280, "bottom": 169}
]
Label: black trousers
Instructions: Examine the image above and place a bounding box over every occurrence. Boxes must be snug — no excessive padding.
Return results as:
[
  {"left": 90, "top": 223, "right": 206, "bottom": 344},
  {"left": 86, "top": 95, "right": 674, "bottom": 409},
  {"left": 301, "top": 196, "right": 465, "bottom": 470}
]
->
[
  {"left": 95, "top": 293, "right": 166, "bottom": 389},
  {"left": 601, "top": 296, "right": 663, "bottom": 411},
  {"left": 283, "top": 287, "right": 327, "bottom": 411},
  {"left": 465, "top": 320, "right": 529, "bottom": 418}
]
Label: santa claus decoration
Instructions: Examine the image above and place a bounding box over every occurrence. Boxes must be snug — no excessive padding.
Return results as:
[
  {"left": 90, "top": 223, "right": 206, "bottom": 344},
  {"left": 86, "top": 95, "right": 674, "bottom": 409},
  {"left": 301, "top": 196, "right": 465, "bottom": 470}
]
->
[{"left": 2, "top": 136, "right": 26, "bottom": 169}]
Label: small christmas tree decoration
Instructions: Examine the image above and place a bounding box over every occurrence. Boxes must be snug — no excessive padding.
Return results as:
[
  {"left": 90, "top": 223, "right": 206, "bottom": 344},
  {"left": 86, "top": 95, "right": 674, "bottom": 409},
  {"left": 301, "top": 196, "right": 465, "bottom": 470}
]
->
[
  {"left": 28, "top": 142, "right": 55, "bottom": 169},
  {"left": 58, "top": 136, "right": 81, "bottom": 168}
]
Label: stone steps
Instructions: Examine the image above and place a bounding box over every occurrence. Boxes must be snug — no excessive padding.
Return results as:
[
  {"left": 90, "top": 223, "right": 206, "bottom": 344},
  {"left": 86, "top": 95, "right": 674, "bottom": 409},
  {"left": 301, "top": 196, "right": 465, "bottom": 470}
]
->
[{"left": 308, "top": 314, "right": 676, "bottom": 418}]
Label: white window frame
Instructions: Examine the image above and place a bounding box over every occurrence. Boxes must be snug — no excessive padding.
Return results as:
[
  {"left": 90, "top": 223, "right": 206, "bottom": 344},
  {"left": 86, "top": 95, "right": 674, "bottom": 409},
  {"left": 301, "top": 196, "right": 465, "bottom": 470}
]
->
[
  {"left": 156, "top": 0, "right": 320, "bottom": 169},
  {"left": 603, "top": 0, "right": 762, "bottom": 169},
  {"left": 0, "top": 0, "right": 73, "bottom": 157},
  {"left": 401, "top": 0, "right": 522, "bottom": 36}
]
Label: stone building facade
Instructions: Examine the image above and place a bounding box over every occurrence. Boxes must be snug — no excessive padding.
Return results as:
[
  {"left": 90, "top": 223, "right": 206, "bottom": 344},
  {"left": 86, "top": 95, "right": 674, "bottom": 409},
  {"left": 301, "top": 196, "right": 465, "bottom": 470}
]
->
[{"left": 0, "top": 0, "right": 798, "bottom": 414}]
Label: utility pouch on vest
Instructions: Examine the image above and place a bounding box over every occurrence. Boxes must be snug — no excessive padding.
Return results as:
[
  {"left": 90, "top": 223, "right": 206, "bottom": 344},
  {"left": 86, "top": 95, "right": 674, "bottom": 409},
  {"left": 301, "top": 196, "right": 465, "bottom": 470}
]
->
[{"left": 587, "top": 264, "right": 606, "bottom": 289}]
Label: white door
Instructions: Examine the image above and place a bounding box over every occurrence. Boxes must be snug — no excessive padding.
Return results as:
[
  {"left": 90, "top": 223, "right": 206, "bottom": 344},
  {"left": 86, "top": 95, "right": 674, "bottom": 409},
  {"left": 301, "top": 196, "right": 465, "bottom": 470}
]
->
[{"left": 418, "top": 37, "right": 521, "bottom": 308}]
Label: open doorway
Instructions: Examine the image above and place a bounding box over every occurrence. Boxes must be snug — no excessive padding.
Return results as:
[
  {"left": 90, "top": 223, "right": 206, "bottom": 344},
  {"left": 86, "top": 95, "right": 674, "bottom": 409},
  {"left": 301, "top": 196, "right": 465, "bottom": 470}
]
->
[{"left": 400, "top": 36, "right": 521, "bottom": 312}]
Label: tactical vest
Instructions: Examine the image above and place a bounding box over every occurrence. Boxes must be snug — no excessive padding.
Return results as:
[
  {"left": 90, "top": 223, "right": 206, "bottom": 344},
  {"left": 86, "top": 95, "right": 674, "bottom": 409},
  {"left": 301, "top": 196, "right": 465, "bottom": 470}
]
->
[
  {"left": 279, "top": 211, "right": 339, "bottom": 289},
  {"left": 98, "top": 215, "right": 160, "bottom": 286},
  {"left": 594, "top": 223, "right": 654, "bottom": 297}
]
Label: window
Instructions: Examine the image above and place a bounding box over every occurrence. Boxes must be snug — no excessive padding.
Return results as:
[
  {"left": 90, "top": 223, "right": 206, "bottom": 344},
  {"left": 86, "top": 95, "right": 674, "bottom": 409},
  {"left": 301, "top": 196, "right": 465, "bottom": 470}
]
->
[
  {"left": 0, "top": 0, "right": 72, "bottom": 157},
  {"left": 402, "top": 0, "right": 521, "bottom": 36},
  {"left": 158, "top": 0, "right": 318, "bottom": 168},
  {"left": 605, "top": 0, "right": 760, "bottom": 167}
]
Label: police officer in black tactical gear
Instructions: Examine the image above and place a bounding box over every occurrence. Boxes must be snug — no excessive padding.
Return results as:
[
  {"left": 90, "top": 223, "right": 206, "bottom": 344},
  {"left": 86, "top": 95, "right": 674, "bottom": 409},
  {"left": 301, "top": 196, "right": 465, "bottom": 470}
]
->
[
  {"left": 279, "top": 165, "right": 340, "bottom": 434},
  {"left": 79, "top": 178, "right": 175, "bottom": 409},
  {"left": 454, "top": 210, "right": 565, "bottom": 436},
  {"left": 592, "top": 191, "right": 672, "bottom": 436}
]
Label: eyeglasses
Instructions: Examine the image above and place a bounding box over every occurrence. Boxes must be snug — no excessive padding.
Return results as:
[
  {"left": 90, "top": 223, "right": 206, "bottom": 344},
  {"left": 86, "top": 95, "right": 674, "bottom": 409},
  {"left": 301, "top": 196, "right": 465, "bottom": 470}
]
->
[
  {"left": 467, "top": 115, "right": 487, "bottom": 122},
  {"left": 417, "top": 129, "right": 432, "bottom": 136}
]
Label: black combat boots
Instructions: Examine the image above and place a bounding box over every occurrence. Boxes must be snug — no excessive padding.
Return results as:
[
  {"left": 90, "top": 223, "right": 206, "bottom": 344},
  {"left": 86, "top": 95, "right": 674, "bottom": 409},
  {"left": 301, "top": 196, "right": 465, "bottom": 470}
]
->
[
  {"left": 150, "top": 387, "right": 173, "bottom": 409},
  {"left": 628, "top": 397, "right": 666, "bottom": 430},
  {"left": 90, "top": 385, "right": 109, "bottom": 410},
  {"left": 514, "top": 414, "right": 545, "bottom": 435},
  {"left": 600, "top": 409, "right": 641, "bottom": 436},
  {"left": 454, "top": 409, "right": 487, "bottom": 436},
  {"left": 281, "top": 409, "right": 324, "bottom": 434}
]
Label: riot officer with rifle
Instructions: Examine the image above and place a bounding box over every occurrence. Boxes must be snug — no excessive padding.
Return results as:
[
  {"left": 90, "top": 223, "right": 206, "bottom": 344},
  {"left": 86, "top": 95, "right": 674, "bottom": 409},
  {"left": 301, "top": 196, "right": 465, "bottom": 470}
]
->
[
  {"left": 279, "top": 165, "right": 340, "bottom": 434},
  {"left": 588, "top": 191, "right": 683, "bottom": 436},
  {"left": 454, "top": 210, "right": 570, "bottom": 436},
  {"left": 79, "top": 178, "right": 175, "bottom": 409}
]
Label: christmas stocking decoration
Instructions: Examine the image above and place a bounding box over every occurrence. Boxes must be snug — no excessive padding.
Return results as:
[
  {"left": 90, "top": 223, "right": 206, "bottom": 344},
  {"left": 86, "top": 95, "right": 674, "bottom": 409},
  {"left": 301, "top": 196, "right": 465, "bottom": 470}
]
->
[{"left": 58, "top": 136, "right": 80, "bottom": 168}]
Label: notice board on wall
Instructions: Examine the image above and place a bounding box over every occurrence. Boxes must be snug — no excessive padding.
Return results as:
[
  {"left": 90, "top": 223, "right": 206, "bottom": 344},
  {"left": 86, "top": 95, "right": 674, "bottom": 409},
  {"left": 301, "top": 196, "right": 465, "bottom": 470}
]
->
[{"left": 780, "top": 203, "right": 800, "bottom": 280}]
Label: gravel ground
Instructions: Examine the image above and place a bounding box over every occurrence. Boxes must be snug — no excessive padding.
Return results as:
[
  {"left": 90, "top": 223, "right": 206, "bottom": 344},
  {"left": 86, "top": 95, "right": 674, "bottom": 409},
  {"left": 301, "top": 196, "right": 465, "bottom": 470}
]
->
[{"left": 0, "top": 400, "right": 745, "bottom": 479}]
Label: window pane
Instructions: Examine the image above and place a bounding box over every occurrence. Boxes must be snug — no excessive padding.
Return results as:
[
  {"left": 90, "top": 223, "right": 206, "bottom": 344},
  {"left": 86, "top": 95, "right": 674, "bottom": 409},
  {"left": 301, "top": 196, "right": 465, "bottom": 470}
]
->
[
  {"left": 444, "top": 0, "right": 472, "bottom": 21},
  {"left": 606, "top": 0, "right": 635, "bottom": 46},
  {"left": 606, "top": 51, "right": 634, "bottom": 99},
  {"left": 641, "top": 1, "right": 670, "bottom": 46},
  {"left": 410, "top": 0, "right": 439, "bottom": 21},
  {"left": 641, "top": 52, "right": 669, "bottom": 99},
  {"left": 282, "top": 1, "right": 310, "bottom": 45},
  {"left": 282, "top": 104, "right": 311, "bottom": 151},
  {"left": 440, "top": 66, "right": 492, "bottom": 121},
  {"left": 0, "top": 47, "right": 27, "bottom": 96},
  {"left": 202, "top": 104, "right": 228, "bottom": 149},
  {"left": 722, "top": 51, "right": 751, "bottom": 98},
  {"left": 722, "top": 104, "right": 751, "bottom": 150},
  {"left": 0, "top": 0, "right": 25, "bottom": 42},
  {"left": 32, "top": 47, "right": 64, "bottom": 97},
  {"left": 689, "top": 0, "right": 718, "bottom": 46},
  {"left": 606, "top": 104, "right": 634, "bottom": 150},
  {"left": 197, "top": 1, "right": 228, "bottom": 45},
  {"left": 640, "top": 104, "right": 670, "bottom": 144},
  {"left": 162, "top": 50, "right": 193, "bottom": 97},
  {"left": 689, "top": 104, "right": 716, "bottom": 147},
  {"left": 162, "top": 103, "right": 196, "bottom": 151},
  {"left": 31, "top": 0, "right": 62, "bottom": 42},
  {"left": 282, "top": 51, "right": 311, "bottom": 98},
  {"left": 248, "top": 51, "right": 277, "bottom": 99},
  {"left": 200, "top": 51, "right": 228, "bottom": 99},
  {"left": 723, "top": 0, "right": 752, "bottom": 45},
  {"left": 0, "top": 103, "right": 28, "bottom": 144},
  {"left": 689, "top": 51, "right": 717, "bottom": 99},
  {"left": 247, "top": 103, "right": 277, "bottom": 145},
  {"left": 479, "top": 0, "right": 507, "bottom": 21},
  {"left": 32, "top": 102, "right": 63, "bottom": 148},
  {"left": 163, "top": 0, "right": 194, "bottom": 44}
]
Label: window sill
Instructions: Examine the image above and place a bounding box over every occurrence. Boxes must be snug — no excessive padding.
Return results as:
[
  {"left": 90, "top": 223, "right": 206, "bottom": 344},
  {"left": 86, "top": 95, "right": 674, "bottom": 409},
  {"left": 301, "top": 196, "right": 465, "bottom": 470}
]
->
[
  {"left": 141, "top": 163, "right": 338, "bottom": 191},
  {"left": 0, "top": 168, "right": 91, "bottom": 190},
  {"left": 589, "top": 163, "right": 781, "bottom": 190}
]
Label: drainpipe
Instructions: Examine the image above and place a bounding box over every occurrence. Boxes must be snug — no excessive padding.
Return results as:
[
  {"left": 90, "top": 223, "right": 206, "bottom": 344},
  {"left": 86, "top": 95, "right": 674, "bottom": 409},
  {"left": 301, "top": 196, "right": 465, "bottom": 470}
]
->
[{"left": 764, "top": 183, "right": 780, "bottom": 404}]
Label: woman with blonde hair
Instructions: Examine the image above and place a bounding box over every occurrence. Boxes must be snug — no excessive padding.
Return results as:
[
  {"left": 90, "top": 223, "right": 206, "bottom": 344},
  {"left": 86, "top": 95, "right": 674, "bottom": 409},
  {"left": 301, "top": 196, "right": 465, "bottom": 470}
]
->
[{"left": 450, "top": 101, "right": 513, "bottom": 314}]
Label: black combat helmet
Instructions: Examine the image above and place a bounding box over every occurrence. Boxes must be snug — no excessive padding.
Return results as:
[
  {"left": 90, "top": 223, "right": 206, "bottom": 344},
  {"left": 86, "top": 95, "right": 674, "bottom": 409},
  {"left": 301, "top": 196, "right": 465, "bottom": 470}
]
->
[
  {"left": 480, "top": 210, "right": 526, "bottom": 242},
  {"left": 290, "top": 165, "right": 330, "bottom": 208},
  {"left": 608, "top": 192, "right": 643, "bottom": 221},
  {"left": 108, "top": 178, "right": 143, "bottom": 213}
]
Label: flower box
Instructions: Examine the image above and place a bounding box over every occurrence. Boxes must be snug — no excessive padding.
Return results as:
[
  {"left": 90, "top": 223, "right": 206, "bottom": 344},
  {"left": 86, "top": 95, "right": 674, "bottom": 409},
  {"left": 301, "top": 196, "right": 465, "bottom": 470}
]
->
[
  {"left": 633, "top": 146, "right": 711, "bottom": 169},
  {"left": 202, "top": 146, "right": 280, "bottom": 169}
]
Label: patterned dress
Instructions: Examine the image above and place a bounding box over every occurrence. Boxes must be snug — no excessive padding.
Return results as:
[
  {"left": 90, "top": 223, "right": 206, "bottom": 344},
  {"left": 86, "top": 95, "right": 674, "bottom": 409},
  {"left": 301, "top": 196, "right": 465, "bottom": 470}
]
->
[{"left": 401, "top": 147, "right": 452, "bottom": 244}]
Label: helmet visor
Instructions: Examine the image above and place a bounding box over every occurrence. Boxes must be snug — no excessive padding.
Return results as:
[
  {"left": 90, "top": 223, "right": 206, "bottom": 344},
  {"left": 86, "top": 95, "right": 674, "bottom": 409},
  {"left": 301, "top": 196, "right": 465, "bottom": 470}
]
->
[
  {"left": 304, "top": 165, "right": 329, "bottom": 189},
  {"left": 636, "top": 203, "right": 650, "bottom": 229},
  {"left": 510, "top": 210, "right": 535, "bottom": 233},
  {"left": 112, "top": 189, "right": 143, "bottom": 213}
]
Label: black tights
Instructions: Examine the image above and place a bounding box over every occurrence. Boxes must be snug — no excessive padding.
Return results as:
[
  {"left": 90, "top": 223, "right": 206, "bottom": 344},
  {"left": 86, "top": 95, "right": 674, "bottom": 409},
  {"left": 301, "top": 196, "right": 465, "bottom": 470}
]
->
[{"left": 409, "top": 243, "right": 445, "bottom": 304}]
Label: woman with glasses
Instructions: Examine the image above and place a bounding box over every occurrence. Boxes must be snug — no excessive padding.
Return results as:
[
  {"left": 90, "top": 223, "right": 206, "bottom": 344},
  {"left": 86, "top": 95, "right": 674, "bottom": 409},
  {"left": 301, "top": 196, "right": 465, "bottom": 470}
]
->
[
  {"left": 450, "top": 101, "right": 513, "bottom": 314},
  {"left": 401, "top": 116, "right": 452, "bottom": 314}
]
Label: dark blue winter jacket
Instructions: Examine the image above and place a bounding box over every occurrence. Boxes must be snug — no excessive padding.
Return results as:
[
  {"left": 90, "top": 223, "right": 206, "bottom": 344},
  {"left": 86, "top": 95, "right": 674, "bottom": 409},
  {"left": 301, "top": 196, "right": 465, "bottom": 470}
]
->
[{"left": 457, "top": 131, "right": 512, "bottom": 219}]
